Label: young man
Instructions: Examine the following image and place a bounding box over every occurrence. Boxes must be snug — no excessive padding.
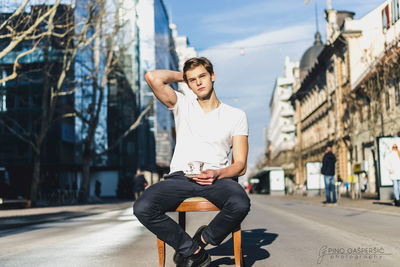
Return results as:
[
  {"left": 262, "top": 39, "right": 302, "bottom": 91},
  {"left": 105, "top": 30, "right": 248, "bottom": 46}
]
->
[
  {"left": 321, "top": 145, "right": 337, "bottom": 205},
  {"left": 133, "top": 57, "right": 250, "bottom": 267}
]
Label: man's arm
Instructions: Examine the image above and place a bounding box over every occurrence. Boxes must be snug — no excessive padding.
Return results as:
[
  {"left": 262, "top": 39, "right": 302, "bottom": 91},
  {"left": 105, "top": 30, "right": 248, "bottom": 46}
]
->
[
  {"left": 192, "top": 135, "right": 248, "bottom": 185},
  {"left": 144, "top": 70, "right": 184, "bottom": 108},
  {"left": 220, "top": 135, "right": 248, "bottom": 178}
]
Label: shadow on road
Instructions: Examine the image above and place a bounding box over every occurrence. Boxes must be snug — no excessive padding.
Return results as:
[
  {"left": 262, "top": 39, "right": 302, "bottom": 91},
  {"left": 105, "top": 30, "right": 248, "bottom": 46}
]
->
[
  {"left": 372, "top": 201, "right": 394, "bottom": 206},
  {"left": 0, "top": 211, "right": 96, "bottom": 237},
  {"left": 208, "top": 228, "right": 278, "bottom": 266}
]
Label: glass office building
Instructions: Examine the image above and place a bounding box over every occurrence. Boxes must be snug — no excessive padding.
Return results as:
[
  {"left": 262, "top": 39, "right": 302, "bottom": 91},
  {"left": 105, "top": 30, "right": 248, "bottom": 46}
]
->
[{"left": 137, "top": 0, "right": 179, "bottom": 178}]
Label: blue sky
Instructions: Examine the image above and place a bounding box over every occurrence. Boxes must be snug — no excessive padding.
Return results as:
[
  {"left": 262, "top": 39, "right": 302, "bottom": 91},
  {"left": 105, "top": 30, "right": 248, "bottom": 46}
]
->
[{"left": 164, "top": 0, "right": 382, "bottom": 171}]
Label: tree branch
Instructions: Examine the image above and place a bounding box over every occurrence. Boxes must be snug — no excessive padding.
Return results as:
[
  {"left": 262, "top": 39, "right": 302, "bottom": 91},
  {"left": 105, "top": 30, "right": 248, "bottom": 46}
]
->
[
  {"left": 0, "top": 0, "right": 61, "bottom": 60},
  {"left": 0, "top": 0, "right": 30, "bottom": 32},
  {"left": 0, "top": 39, "right": 41, "bottom": 84},
  {"left": 95, "top": 100, "right": 153, "bottom": 156},
  {"left": 0, "top": 119, "right": 39, "bottom": 154}
]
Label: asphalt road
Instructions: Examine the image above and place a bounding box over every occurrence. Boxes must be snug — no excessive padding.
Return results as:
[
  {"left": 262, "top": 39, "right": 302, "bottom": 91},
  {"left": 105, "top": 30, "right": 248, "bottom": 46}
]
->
[{"left": 0, "top": 195, "right": 399, "bottom": 266}]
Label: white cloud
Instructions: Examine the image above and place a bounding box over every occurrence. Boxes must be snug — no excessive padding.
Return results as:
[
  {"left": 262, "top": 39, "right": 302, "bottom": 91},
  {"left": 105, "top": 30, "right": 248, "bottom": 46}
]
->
[
  {"left": 201, "top": 1, "right": 299, "bottom": 25},
  {"left": 203, "top": 23, "right": 267, "bottom": 35}
]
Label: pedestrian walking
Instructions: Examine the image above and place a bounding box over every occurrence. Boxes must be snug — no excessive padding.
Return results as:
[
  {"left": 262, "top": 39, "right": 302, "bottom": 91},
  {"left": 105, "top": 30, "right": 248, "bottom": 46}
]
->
[
  {"left": 134, "top": 57, "right": 250, "bottom": 267},
  {"left": 321, "top": 144, "right": 337, "bottom": 205},
  {"left": 360, "top": 173, "right": 368, "bottom": 193},
  {"left": 387, "top": 144, "right": 400, "bottom": 206},
  {"left": 95, "top": 180, "right": 101, "bottom": 198},
  {"left": 133, "top": 169, "right": 147, "bottom": 200}
]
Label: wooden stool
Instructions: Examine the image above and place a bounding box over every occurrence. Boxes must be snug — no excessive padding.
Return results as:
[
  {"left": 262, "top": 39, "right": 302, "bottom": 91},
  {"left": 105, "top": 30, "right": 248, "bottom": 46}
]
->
[{"left": 156, "top": 197, "right": 244, "bottom": 267}]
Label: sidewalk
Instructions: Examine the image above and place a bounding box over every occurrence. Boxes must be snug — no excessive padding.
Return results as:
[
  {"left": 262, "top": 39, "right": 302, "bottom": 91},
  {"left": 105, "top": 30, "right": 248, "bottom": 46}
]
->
[
  {"left": 269, "top": 194, "right": 400, "bottom": 217},
  {"left": 0, "top": 200, "right": 133, "bottom": 230}
]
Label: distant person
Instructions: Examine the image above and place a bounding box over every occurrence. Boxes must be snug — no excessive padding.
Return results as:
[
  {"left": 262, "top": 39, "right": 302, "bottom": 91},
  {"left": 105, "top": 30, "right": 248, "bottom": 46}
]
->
[
  {"left": 246, "top": 183, "right": 252, "bottom": 194},
  {"left": 321, "top": 145, "right": 337, "bottom": 205},
  {"left": 387, "top": 144, "right": 400, "bottom": 206},
  {"left": 285, "top": 177, "right": 294, "bottom": 195},
  {"left": 133, "top": 169, "right": 147, "bottom": 200},
  {"left": 95, "top": 180, "right": 101, "bottom": 198},
  {"left": 72, "top": 180, "right": 78, "bottom": 201},
  {"left": 360, "top": 173, "right": 368, "bottom": 193}
]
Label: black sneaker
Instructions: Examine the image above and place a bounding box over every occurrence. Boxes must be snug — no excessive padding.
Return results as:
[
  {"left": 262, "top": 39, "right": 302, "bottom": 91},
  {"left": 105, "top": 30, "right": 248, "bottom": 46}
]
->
[
  {"left": 174, "top": 226, "right": 207, "bottom": 267},
  {"left": 193, "top": 225, "right": 208, "bottom": 248},
  {"left": 173, "top": 251, "right": 185, "bottom": 267},
  {"left": 184, "top": 247, "right": 211, "bottom": 267}
]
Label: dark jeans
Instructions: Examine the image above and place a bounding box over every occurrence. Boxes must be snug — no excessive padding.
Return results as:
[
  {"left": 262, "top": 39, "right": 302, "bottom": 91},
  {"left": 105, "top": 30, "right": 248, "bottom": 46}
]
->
[
  {"left": 133, "top": 171, "right": 251, "bottom": 257},
  {"left": 324, "top": 175, "right": 337, "bottom": 203}
]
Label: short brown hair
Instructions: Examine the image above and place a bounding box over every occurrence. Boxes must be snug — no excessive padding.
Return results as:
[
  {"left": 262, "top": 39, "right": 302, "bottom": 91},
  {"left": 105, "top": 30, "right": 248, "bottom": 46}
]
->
[{"left": 183, "top": 57, "right": 214, "bottom": 82}]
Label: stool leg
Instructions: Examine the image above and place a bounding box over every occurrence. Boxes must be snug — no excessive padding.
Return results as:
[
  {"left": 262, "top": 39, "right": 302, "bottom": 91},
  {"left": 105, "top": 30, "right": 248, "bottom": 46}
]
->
[
  {"left": 233, "top": 227, "right": 243, "bottom": 267},
  {"left": 157, "top": 237, "right": 165, "bottom": 267},
  {"left": 178, "top": 211, "right": 186, "bottom": 231}
]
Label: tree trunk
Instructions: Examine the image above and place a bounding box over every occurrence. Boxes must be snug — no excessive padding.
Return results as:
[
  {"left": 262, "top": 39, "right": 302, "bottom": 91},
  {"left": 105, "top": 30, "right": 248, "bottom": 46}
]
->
[
  {"left": 79, "top": 143, "right": 92, "bottom": 203},
  {"left": 79, "top": 152, "right": 91, "bottom": 203},
  {"left": 29, "top": 151, "right": 41, "bottom": 205}
]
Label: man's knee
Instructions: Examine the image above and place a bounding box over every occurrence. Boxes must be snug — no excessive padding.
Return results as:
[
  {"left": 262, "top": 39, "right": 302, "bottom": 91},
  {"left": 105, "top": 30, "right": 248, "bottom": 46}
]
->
[
  {"left": 133, "top": 196, "right": 156, "bottom": 222},
  {"left": 227, "top": 193, "right": 251, "bottom": 216}
]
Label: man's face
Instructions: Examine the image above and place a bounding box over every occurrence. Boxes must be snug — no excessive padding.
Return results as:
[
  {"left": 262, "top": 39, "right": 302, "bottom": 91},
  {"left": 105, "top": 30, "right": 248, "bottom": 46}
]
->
[{"left": 185, "top": 65, "right": 215, "bottom": 99}]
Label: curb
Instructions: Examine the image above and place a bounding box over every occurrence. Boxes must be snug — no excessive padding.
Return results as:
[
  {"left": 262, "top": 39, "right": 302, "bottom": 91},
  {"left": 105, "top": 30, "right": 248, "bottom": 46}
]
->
[{"left": 267, "top": 195, "right": 400, "bottom": 217}]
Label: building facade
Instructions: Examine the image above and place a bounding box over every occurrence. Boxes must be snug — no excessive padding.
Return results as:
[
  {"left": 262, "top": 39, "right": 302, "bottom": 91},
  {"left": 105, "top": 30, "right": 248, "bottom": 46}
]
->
[
  {"left": 267, "top": 56, "right": 298, "bottom": 178},
  {"left": 341, "top": 0, "right": 400, "bottom": 197},
  {"left": 170, "top": 23, "right": 197, "bottom": 97},
  {"left": 291, "top": 10, "right": 354, "bottom": 187},
  {"left": 290, "top": 1, "right": 400, "bottom": 200},
  {"left": 137, "top": 0, "right": 179, "bottom": 180}
]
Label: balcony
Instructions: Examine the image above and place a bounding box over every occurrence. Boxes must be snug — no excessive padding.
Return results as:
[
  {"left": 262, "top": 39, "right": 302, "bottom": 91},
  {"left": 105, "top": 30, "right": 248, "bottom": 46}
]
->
[
  {"left": 280, "top": 109, "right": 293, "bottom": 117},
  {"left": 281, "top": 124, "right": 295, "bottom": 133},
  {"left": 280, "top": 92, "right": 292, "bottom": 101}
]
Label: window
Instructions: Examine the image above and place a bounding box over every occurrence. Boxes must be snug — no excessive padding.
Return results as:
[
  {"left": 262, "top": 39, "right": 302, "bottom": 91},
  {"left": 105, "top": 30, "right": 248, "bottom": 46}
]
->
[
  {"left": 0, "top": 91, "right": 6, "bottom": 112},
  {"left": 354, "top": 145, "right": 358, "bottom": 162},
  {"left": 362, "top": 146, "right": 366, "bottom": 161},
  {"left": 1, "top": 70, "right": 7, "bottom": 112},
  {"left": 386, "top": 91, "right": 390, "bottom": 110},
  {"left": 382, "top": 4, "right": 390, "bottom": 31},
  {"left": 367, "top": 104, "right": 371, "bottom": 120},
  {"left": 391, "top": 0, "right": 400, "bottom": 25},
  {"left": 395, "top": 79, "right": 400, "bottom": 105}
]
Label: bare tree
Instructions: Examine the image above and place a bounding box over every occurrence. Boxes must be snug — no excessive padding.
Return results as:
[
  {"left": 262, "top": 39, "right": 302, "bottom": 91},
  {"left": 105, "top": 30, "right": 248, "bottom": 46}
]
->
[
  {"left": 0, "top": 0, "right": 148, "bottom": 204},
  {"left": 73, "top": 0, "right": 151, "bottom": 203},
  {"left": 0, "top": 0, "right": 80, "bottom": 204}
]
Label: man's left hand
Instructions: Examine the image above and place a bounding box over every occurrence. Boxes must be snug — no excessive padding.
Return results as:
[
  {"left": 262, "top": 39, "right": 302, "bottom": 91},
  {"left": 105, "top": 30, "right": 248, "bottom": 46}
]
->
[{"left": 192, "top": 169, "right": 219, "bottom": 185}]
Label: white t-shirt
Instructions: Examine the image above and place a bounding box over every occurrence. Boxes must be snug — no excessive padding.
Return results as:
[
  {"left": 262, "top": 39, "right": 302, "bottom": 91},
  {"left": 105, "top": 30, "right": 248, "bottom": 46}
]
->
[{"left": 169, "top": 91, "right": 248, "bottom": 174}]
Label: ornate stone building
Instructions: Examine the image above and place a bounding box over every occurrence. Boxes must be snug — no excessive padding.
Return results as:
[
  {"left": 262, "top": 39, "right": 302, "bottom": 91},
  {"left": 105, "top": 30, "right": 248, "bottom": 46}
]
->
[
  {"left": 341, "top": 1, "right": 400, "bottom": 197},
  {"left": 291, "top": 2, "right": 400, "bottom": 200},
  {"left": 291, "top": 10, "right": 355, "bottom": 186}
]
